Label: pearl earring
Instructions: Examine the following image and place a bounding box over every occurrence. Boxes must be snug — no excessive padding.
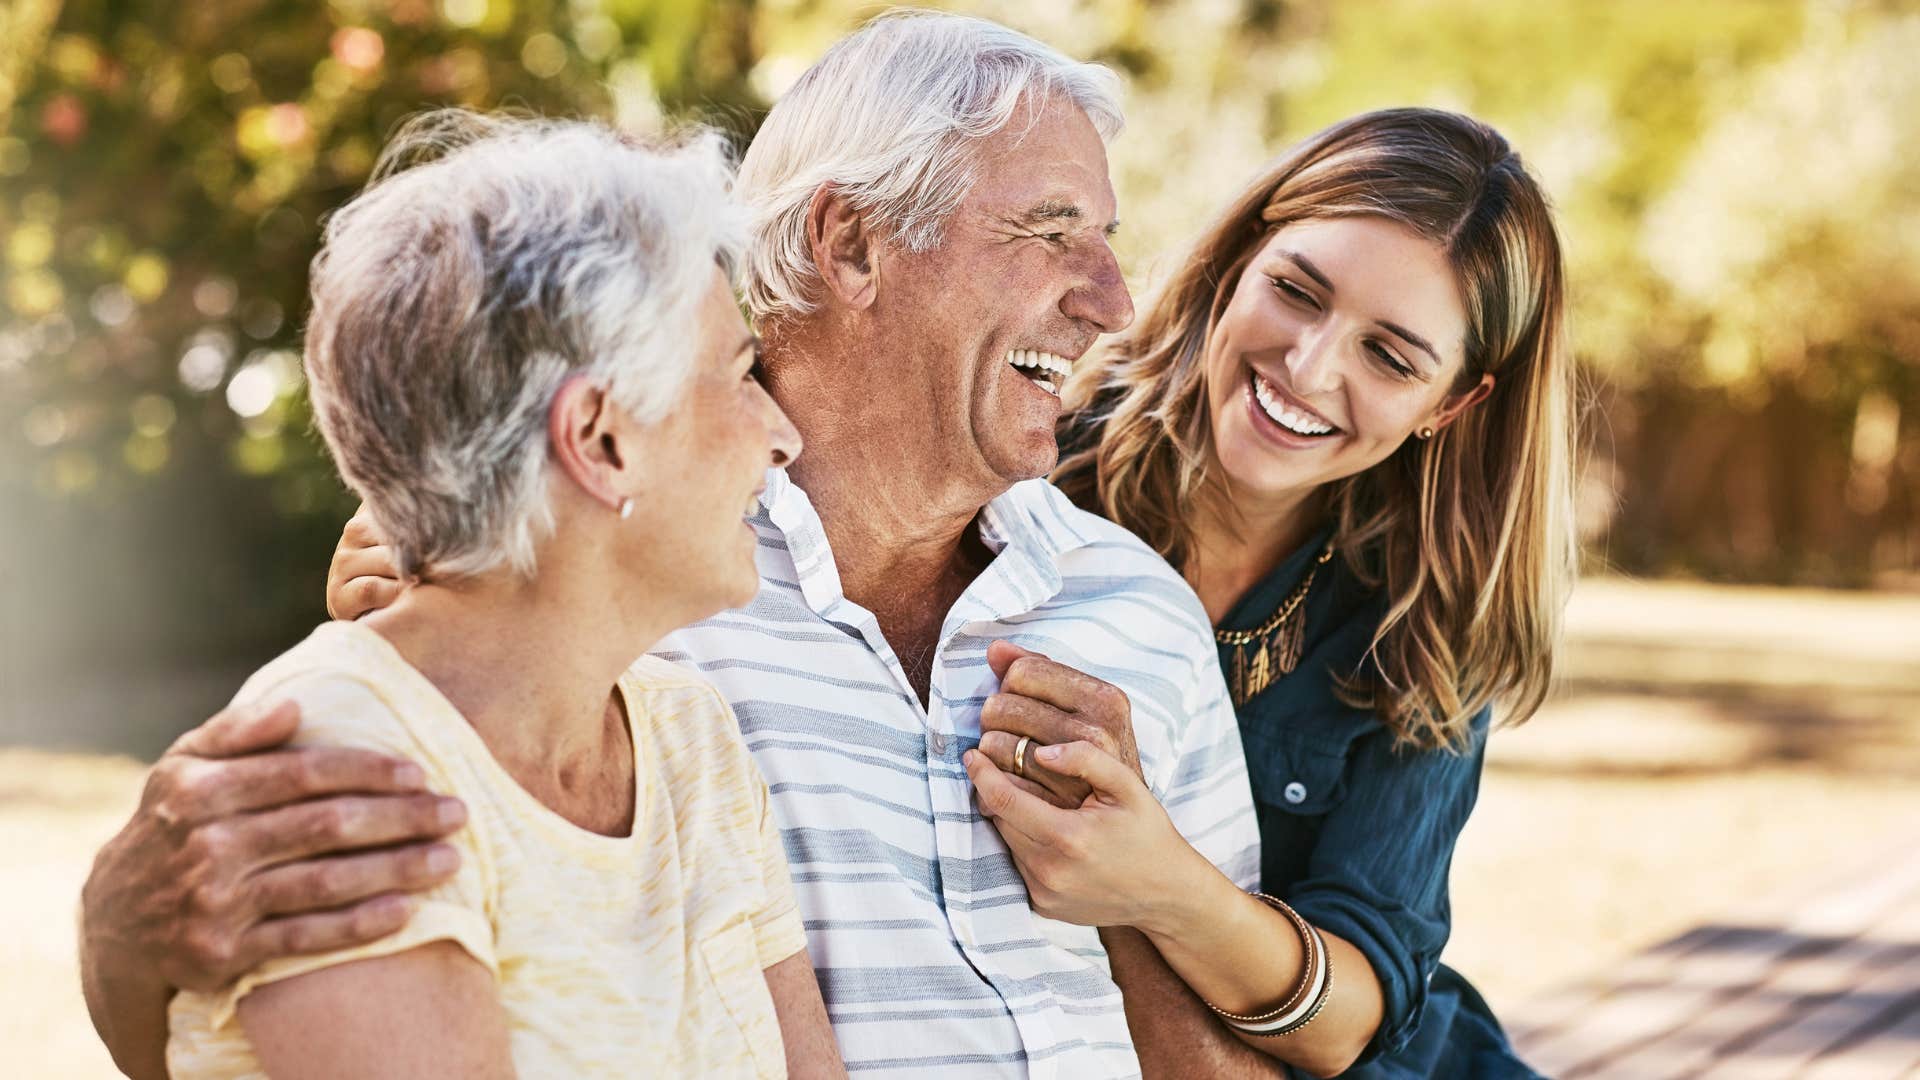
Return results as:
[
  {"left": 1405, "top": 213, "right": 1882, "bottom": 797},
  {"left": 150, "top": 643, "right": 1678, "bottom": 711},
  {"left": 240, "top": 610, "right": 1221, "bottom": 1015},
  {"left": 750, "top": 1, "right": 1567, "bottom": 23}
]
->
[
  {"left": 1417, "top": 426, "right": 1436, "bottom": 441},
  {"left": 618, "top": 497, "right": 634, "bottom": 519}
]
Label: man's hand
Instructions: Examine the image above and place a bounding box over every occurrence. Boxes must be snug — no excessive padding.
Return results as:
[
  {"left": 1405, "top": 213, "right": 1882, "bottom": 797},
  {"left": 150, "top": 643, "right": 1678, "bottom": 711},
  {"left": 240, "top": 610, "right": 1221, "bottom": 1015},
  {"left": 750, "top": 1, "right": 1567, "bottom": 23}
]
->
[
  {"left": 326, "top": 505, "right": 403, "bottom": 621},
  {"left": 975, "top": 640, "right": 1140, "bottom": 809},
  {"left": 80, "top": 698, "right": 465, "bottom": 1077}
]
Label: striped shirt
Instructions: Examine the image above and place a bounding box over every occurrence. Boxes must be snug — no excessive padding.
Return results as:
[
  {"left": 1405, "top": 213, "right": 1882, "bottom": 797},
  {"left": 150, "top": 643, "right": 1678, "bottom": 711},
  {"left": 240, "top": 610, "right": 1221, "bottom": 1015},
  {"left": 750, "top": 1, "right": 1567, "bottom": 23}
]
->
[{"left": 655, "top": 469, "right": 1260, "bottom": 1078}]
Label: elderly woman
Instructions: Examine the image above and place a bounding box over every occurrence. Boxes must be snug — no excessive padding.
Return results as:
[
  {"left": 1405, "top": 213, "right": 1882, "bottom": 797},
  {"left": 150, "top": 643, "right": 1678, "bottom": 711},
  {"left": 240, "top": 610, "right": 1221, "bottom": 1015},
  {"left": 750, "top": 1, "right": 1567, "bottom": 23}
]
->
[{"left": 161, "top": 111, "right": 840, "bottom": 1078}]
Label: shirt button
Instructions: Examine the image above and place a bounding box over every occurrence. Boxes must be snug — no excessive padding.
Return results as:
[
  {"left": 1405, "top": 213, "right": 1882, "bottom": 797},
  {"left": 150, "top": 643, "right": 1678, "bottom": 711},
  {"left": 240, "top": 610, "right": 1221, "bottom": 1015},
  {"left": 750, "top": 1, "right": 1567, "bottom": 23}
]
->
[
  {"left": 1284, "top": 781, "right": 1308, "bottom": 804},
  {"left": 930, "top": 733, "right": 947, "bottom": 755}
]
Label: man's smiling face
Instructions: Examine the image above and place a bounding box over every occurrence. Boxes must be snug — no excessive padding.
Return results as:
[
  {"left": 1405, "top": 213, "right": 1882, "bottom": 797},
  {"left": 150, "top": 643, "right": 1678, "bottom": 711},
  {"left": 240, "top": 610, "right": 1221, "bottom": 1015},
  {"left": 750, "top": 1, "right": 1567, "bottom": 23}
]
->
[{"left": 870, "top": 93, "right": 1134, "bottom": 492}]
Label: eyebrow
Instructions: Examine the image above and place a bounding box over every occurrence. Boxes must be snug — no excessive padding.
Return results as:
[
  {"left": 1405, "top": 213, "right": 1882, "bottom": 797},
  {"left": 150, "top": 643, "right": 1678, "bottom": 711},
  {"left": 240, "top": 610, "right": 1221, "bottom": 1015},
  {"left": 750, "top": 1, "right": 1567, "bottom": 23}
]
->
[
  {"left": 1379, "top": 320, "right": 1440, "bottom": 367},
  {"left": 1017, "top": 200, "right": 1122, "bottom": 237},
  {"left": 1282, "top": 250, "right": 1441, "bottom": 367}
]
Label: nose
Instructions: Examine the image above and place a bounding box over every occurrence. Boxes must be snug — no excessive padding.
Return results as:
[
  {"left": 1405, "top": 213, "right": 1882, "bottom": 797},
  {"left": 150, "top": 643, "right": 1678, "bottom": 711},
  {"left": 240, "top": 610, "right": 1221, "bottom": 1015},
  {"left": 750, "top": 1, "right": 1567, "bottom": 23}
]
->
[
  {"left": 762, "top": 389, "right": 803, "bottom": 468},
  {"left": 1061, "top": 237, "right": 1134, "bottom": 335},
  {"left": 1284, "top": 321, "right": 1341, "bottom": 397}
]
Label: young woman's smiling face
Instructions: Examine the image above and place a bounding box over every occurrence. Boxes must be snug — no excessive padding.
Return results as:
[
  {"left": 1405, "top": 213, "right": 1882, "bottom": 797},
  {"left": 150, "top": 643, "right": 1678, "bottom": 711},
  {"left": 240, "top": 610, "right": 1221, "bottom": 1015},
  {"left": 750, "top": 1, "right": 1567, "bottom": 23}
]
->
[{"left": 1203, "top": 215, "right": 1484, "bottom": 505}]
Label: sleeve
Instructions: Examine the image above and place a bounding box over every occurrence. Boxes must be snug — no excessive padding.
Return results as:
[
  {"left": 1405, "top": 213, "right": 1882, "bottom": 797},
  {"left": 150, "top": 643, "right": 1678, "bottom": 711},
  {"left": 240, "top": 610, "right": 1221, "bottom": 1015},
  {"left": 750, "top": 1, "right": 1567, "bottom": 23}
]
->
[
  {"left": 748, "top": 776, "right": 808, "bottom": 968},
  {"left": 189, "top": 671, "right": 497, "bottom": 1031},
  {"left": 1158, "top": 653, "right": 1264, "bottom": 893},
  {"left": 719, "top": 686, "right": 807, "bottom": 970},
  {"left": 1284, "top": 705, "right": 1492, "bottom": 1066}
]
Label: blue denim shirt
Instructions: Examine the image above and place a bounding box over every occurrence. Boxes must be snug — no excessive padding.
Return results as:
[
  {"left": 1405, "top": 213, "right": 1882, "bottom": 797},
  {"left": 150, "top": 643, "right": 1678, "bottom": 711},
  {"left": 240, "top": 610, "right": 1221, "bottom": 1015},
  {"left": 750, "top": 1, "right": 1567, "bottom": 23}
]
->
[{"left": 1220, "top": 529, "right": 1540, "bottom": 1079}]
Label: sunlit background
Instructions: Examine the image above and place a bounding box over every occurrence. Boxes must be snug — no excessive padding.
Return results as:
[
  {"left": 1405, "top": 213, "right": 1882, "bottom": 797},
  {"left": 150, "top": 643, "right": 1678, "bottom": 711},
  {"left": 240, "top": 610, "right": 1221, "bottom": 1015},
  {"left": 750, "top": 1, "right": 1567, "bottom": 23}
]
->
[{"left": 3, "top": 1, "right": 1916, "bottom": 1075}]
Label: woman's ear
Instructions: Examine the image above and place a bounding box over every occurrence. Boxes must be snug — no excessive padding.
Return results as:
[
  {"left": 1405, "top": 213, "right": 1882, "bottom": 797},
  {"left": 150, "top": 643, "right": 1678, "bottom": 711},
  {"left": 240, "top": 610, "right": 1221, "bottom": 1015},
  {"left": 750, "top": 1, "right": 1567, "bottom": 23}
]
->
[
  {"left": 806, "top": 185, "right": 878, "bottom": 311},
  {"left": 1431, "top": 373, "right": 1495, "bottom": 432},
  {"left": 547, "top": 375, "right": 630, "bottom": 513}
]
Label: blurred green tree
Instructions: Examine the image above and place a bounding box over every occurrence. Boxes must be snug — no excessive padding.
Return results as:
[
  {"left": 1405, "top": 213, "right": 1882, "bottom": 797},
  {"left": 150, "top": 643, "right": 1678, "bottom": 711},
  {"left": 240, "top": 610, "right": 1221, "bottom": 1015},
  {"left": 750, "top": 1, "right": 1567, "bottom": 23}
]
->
[
  {"left": 0, "top": 0, "right": 759, "bottom": 750},
  {"left": 1, "top": 0, "right": 1914, "bottom": 754}
]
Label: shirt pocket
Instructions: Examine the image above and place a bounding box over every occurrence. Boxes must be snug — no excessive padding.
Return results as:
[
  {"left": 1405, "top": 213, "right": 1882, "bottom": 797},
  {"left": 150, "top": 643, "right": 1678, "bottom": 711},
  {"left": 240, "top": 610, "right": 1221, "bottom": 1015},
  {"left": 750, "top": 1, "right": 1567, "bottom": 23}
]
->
[
  {"left": 1244, "top": 728, "right": 1349, "bottom": 817},
  {"left": 699, "top": 918, "right": 786, "bottom": 1079}
]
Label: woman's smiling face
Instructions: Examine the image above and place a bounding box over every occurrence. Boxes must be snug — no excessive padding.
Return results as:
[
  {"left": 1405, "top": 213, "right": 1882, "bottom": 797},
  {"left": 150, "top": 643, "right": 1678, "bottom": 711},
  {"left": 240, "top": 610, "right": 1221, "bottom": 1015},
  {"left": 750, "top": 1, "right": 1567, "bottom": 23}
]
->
[{"left": 1203, "top": 215, "right": 1482, "bottom": 504}]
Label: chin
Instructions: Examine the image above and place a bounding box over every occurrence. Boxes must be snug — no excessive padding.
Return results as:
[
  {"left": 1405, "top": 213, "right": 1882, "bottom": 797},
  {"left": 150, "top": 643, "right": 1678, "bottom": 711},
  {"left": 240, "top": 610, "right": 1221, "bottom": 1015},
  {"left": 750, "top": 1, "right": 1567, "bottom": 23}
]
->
[
  {"left": 991, "top": 432, "right": 1063, "bottom": 485},
  {"left": 718, "top": 563, "right": 761, "bottom": 612}
]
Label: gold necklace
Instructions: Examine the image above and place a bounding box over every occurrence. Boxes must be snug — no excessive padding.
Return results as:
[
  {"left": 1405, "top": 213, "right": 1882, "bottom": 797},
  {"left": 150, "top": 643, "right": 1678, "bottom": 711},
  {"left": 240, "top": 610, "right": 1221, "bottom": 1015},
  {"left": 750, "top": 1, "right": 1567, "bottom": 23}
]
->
[{"left": 1214, "top": 543, "right": 1334, "bottom": 706}]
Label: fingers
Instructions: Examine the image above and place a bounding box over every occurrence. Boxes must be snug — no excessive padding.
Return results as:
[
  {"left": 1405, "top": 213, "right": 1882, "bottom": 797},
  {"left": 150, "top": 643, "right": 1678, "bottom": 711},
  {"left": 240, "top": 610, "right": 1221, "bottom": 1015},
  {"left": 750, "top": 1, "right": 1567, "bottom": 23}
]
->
[
  {"left": 1030, "top": 741, "right": 1141, "bottom": 804},
  {"left": 235, "top": 793, "right": 468, "bottom": 870},
  {"left": 327, "top": 506, "right": 402, "bottom": 621},
  {"left": 964, "top": 749, "right": 1069, "bottom": 841},
  {"left": 331, "top": 575, "right": 403, "bottom": 623},
  {"left": 986, "top": 639, "right": 1041, "bottom": 680},
  {"left": 236, "top": 893, "right": 416, "bottom": 969},
  {"left": 997, "top": 649, "right": 1128, "bottom": 719},
  {"left": 980, "top": 686, "right": 1136, "bottom": 774},
  {"left": 979, "top": 691, "right": 1080, "bottom": 745},
  {"left": 155, "top": 747, "right": 432, "bottom": 826},
  {"left": 976, "top": 730, "right": 1092, "bottom": 808},
  {"left": 341, "top": 505, "right": 388, "bottom": 548},
  {"left": 251, "top": 842, "right": 461, "bottom": 917},
  {"left": 333, "top": 544, "right": 399, "bottom": 586},
  {"left": 988, "top": 639, "right": 1140, "bottom": 778},
  {"left": 171, "top": 699, "right": 303, "bottom": 760}
]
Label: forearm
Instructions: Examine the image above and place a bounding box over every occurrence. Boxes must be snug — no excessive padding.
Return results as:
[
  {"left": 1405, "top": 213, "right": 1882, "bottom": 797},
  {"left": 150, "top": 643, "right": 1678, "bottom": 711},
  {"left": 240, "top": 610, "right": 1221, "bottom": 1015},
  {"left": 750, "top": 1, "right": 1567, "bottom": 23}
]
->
[
  {"left": 764, "top": 950, "right": 847, "bottom": 1080},
  {"left": 78, "top": 905, "right": 174, "bottom": 1080},
  {"left": 1136, "top": 866, "right": 1383, "bottom": 1076},
  {"left": 1100, "top": 926, "right": 1282, "bottom": 1079}
]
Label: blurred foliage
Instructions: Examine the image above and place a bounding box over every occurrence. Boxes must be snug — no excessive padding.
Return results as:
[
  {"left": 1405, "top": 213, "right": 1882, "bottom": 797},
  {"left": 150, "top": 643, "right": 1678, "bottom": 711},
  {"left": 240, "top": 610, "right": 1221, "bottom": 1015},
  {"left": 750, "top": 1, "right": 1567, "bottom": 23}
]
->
[{"left": 0, "top": 0, "right": 1916, "bottom": 742}]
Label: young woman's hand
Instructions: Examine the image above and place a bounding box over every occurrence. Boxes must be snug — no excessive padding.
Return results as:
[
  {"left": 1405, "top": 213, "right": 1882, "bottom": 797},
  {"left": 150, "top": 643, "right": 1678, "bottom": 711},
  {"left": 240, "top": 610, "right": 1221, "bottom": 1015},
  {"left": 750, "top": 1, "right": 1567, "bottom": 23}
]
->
[
  {"left": 326, "top": 505, "right": 404, "bottom": 621},
  {"left": 964, "top": 739, "right": 1210, "bottom": 931}
]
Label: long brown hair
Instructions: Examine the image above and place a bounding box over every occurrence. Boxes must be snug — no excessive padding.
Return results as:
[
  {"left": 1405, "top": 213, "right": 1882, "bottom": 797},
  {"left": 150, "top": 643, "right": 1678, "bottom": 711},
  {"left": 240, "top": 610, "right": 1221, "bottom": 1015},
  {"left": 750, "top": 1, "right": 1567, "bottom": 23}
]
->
[{"left": 1055, "top": 108, "right": 1577, "bottom": 750}]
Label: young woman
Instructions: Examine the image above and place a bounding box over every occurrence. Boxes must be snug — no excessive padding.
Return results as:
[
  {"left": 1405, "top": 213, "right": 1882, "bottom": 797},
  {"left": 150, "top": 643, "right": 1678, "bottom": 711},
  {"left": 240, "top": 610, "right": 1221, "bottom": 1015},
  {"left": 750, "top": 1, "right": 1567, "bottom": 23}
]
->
[
  {"left": 159, "top": 111, "right": 841, "bottom": 1078},
  {"left": 964, "top": 108, "right": 1574, "bottom": 1078}
]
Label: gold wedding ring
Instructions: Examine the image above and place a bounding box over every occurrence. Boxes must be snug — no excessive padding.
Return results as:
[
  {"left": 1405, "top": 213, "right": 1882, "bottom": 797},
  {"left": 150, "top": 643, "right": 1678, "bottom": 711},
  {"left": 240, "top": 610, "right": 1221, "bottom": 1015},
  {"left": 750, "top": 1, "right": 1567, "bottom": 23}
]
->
[{"left": 1012, "top": 735, "right": 1032, "bottom": 779}]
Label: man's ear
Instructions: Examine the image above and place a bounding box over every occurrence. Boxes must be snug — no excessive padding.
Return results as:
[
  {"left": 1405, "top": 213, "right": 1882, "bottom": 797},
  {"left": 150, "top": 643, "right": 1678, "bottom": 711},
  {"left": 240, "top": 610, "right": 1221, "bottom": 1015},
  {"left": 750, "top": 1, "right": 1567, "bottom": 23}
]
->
[
  {"left": 806, "top": 185, "right": 878, "bottom": 311},
  {"left": 547, "top": 375, "right": 629, "bottom": 513},
  {"left": 1432, "top": 373, "right": 1495, "bottom": 432}
]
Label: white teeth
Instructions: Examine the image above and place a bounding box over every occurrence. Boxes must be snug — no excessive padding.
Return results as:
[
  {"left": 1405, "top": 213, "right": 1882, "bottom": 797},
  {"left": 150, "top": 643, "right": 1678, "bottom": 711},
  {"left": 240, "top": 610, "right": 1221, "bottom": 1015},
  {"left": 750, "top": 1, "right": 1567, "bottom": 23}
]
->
[
  {"left": 1007, "top": 349, "right": 1073, "bottom": 378},
  {"left": 1252, "top": 373, "right": 1335, "bottom": 436},
  {"left": 1007, "top": 349, "right": 1070, "bottom": 397}
]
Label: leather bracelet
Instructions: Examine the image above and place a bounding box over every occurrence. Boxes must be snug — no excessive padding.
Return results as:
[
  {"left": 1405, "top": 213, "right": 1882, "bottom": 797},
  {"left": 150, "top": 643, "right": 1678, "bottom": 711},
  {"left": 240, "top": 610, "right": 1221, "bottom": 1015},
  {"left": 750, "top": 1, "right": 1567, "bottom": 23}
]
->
[
  {"left": 1240, "top": 923, "right": 1334, "bottom": 1037},
  {"left": 1203, "top": 892, "right": 1320, "bottom": 1025}
]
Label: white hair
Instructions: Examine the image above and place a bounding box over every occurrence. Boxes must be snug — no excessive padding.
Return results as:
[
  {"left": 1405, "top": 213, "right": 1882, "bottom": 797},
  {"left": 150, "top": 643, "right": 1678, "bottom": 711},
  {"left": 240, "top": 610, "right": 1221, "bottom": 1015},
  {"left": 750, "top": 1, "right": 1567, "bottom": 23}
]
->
[
  {"left": 304, "top": 109, "right": 747, "bottom": 582},
  {"left": 738, "top": 8, "right": 1125, "bottom": 321}
]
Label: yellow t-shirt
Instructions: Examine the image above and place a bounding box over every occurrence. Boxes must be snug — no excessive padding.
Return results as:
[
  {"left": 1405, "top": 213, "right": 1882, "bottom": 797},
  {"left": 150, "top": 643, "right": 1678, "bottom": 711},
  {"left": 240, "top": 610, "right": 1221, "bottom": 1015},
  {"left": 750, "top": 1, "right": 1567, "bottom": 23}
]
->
[{"left": 166, "top": 621, "right": 807, "bottom": 1078}]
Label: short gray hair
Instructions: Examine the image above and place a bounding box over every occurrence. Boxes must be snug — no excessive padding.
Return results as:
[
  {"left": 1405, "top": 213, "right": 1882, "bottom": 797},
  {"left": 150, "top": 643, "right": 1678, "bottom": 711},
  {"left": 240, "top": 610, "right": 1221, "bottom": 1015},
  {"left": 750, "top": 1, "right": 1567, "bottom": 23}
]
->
[
  {"left": 305, "top": 109, "right": 746, "bottom": 581},
  {"left": 738, "top": 9, "right": 1124, "bottom": 321}
]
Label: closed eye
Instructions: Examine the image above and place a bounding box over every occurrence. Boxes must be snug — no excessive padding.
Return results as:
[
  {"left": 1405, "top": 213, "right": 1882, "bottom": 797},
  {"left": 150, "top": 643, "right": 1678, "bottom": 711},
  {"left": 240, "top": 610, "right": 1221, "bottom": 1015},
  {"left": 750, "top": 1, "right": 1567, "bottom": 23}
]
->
[
  {"left": 1269, "top": 275, "right": 1320, "bottom": 310},
  {"left": 1367, "top": 341, "right": 1416, "bottom": 379}
]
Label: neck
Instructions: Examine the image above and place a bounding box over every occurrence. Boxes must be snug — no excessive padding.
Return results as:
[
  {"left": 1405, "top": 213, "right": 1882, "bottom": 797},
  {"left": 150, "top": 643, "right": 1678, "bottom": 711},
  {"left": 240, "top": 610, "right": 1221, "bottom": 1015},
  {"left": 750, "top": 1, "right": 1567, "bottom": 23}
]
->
[
  {"left": 764, "top": 321, "right": 1003, "bottom": 606},
  {"left": 1185, "top": 471, "right": 1328, "bottom": 624},
  {"left": 362, "top": 558, "right": 674, "bottom": 771}
]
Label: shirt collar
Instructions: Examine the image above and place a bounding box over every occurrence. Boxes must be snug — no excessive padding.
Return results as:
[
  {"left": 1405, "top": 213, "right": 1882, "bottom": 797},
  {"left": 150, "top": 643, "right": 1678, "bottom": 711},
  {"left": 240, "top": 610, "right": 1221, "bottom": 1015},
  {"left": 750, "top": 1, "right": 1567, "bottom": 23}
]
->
[{"left": 760, "top": 470, "right": 1100, "bottom": 625}]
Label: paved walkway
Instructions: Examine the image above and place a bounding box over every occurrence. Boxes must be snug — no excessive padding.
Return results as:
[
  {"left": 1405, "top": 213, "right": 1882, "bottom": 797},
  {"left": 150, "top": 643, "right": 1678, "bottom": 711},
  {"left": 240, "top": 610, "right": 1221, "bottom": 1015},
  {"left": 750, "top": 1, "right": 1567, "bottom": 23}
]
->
[{"left": 1510, "top": 834, "right": 1920, "bottom": 1078}]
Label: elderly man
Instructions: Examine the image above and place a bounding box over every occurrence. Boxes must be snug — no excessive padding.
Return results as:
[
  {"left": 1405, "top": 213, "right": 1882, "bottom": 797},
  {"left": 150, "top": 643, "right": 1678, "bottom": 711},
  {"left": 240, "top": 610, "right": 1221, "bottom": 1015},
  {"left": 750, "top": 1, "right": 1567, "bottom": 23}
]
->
[{"left": 80, "top": 12, "right": 1270, "bottom": 1077}]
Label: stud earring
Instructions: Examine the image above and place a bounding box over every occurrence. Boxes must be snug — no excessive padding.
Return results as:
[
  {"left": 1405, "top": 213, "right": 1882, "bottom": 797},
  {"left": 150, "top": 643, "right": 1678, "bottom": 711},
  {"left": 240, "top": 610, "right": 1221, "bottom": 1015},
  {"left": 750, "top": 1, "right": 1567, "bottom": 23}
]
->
[
  {"left": 618, "top": 497, "right": 634, "bottom": 519},
  {"left": 1417, "top": 426, "right": 1436, "bottom": 441}
]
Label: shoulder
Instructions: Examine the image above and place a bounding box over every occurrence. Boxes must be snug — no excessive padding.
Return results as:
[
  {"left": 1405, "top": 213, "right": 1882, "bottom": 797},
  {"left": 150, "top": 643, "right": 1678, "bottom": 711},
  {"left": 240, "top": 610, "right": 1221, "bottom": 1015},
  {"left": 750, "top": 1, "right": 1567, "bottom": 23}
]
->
[
  {"left": 1012, "top": 479, "right": 1213, "bottom": 628},
  {"left": 232, "top": 623, "right": 445, "bottom": 762},
  {"left": 622, "top": 653, "right": 726, "bottom": 697},
  {"left": 621, "top": 656, "right": 758, "bottom": 779},
  {"left": 1009, "top": 477, "right": 1155, "bottom": 555}
]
